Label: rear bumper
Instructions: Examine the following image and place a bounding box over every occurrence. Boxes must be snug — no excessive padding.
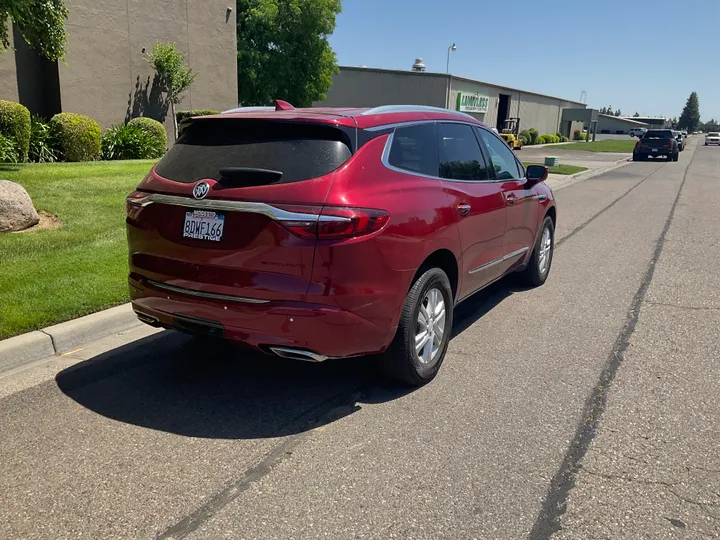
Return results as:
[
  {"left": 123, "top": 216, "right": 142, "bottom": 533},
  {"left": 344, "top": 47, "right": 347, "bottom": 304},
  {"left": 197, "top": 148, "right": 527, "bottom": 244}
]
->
[
  {"left": 634, "top": 148, "right": 673, "bottom": 156},
  {"left": 129, "top": 275, "right": 394, "bottom": 359}
]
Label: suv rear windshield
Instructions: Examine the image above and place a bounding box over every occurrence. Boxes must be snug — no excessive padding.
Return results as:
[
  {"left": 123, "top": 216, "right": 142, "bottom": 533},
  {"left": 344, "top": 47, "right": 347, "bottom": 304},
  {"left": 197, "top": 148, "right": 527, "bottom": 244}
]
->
[
  {"left": 643, "top": 130, "right": 673, "bottom": 139},
  {"left": 155, "top": 119, "right": 353, "bottom": 185}
]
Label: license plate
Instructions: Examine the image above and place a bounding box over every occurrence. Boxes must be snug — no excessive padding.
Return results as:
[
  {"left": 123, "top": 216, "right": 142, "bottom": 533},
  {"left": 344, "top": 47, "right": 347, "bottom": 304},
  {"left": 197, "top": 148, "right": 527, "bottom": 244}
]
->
[
  {"left": 183, "top": 210, "right": 225, "bottom": 241},
  {"left": 652, "top": 148, "right": 658, "bottom": 152}
]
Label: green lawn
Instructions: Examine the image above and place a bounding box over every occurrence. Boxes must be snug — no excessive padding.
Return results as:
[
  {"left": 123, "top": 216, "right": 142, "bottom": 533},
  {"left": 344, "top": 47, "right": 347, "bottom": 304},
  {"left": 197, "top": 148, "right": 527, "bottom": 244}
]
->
[
  {"left": 550, "top": 139, "right": 637, "bottom": 153},
  {"left": 0, "top": 160, "right": 155, "bottom": 339},
  {"left": 523, "top": 163, "right": 588, "bottom": 175}
]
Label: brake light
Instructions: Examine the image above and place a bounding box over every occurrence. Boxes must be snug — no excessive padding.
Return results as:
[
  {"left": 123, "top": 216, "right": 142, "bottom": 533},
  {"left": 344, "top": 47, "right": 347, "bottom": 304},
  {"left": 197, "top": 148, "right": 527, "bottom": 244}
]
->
[
  {"left": 276, "top": 205, "right": 390, "bottom": 240},
  {"left": 125, "top": 191, "right": 149, "bottom": 220}
]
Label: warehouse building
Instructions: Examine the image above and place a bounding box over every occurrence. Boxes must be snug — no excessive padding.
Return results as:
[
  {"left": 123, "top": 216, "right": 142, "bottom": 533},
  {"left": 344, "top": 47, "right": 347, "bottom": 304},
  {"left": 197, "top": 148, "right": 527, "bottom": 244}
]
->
[
  {"left": 314, "top": 63, "right": 587, "bottom": 136},
  {"left": 0, "top": 0, "right": 238, "bottom": 139},
  {"left": 596, "top": 114, "right": 649, "bottom": 135}
]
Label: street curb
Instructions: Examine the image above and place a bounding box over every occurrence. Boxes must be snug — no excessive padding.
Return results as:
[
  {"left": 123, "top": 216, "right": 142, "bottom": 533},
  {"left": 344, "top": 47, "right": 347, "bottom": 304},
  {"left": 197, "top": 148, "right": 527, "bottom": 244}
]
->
[
  {"left": 548, "top": 156, "right": 632, "bottom": 191},
  {"left": 0, "top": 303, "right": 140, "bottom": 375}
]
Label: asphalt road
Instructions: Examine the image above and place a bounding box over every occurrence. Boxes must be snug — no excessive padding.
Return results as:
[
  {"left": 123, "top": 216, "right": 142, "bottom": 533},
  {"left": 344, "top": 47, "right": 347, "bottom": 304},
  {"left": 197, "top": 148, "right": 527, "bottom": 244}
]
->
[{"left": 1, "top": 137, "right": 718, "bottom": 539}]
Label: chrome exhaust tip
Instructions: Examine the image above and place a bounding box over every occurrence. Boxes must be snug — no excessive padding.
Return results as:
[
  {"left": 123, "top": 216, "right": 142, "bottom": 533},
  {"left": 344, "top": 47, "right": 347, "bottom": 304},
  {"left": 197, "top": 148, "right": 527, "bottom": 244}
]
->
[
  {"left": 269, "top": 347, "right": 329, "bottom": 363},
  {"left": 135, "top": 312, "right": 160, "bottom": 327}
]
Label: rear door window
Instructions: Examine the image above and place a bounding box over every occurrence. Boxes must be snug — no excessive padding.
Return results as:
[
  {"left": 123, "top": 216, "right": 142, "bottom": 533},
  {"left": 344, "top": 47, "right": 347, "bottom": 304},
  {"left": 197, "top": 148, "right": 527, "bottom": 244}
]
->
[
  {"left": 437, "top": 123, "right": 490, "bottom": 181},
  {"left": 155, "top": 120, "right": 353, "bottom": 185},
  {"left": 387, "top": 123, "right": 439, "bottom": 177}
]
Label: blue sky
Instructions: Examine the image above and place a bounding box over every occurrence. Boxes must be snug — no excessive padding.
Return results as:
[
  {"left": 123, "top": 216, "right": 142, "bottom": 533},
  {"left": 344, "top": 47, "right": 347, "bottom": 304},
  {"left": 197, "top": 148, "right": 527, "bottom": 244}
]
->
[{"left": 330, "top": 0, "right": 720, "bottom": 121}]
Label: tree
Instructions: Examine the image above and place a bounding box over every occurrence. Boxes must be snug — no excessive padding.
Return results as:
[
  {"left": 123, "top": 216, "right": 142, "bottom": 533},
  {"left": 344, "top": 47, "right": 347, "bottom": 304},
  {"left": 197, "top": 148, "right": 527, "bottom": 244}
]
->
[
  {"left": 615, "top": 109, "right": 622, "bottom": 117},
  {"left": 599, "top": 107, "right": 606, "bottom": 114},
  {"left": 0, "top": 0, "right": 68, "bottom": 61},
  {"left": 236, "top": 0, "right": 342, "bottom": 107},
  {"left": 606, "top": 106, "right": 613, "bottom": 116},
  {"left": 633, "top": 112, "right": 640, "bottom": 117},
  {"left": 677, "top": 92, "right": 700, "bottom": 132},
  {"left": 146, "top": 42, "right": 196, "bottom": 139}
]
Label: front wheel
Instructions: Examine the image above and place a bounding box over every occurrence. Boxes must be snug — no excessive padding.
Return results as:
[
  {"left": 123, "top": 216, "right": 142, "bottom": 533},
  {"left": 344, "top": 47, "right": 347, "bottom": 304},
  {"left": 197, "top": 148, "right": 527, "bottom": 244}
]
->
[
  {"left": 518, "top": 216, "right": 555, "bottom": 287},
  {"left": 379, "top": 267, "right": 453, "bottom": 386}
]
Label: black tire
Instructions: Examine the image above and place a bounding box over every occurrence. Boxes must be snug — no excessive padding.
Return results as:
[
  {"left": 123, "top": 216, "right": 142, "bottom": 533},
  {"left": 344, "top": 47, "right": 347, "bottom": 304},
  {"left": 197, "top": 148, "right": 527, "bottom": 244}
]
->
[
  {"left": 518, "top": 215, "right": 555, "bottom": 287},
  {"left": 672, "top": 152, "right": 679, "bottom": 162},
  {"left": 379, "top": 267, "right": 454, "bottom": 386}
]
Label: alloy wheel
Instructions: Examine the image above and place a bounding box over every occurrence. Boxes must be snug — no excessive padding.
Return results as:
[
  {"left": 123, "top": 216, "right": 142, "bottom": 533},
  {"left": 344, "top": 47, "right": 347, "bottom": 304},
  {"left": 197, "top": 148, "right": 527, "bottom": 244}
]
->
[{"left": 415, "top": 288, "right": 446, "bottom": 365}]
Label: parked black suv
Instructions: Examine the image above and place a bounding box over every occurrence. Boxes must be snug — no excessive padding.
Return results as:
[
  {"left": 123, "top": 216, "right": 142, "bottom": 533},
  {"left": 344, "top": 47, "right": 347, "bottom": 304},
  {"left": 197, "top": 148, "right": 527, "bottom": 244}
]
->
[{"left": 633, "top": 130, "right": 679, "bottom": 162}]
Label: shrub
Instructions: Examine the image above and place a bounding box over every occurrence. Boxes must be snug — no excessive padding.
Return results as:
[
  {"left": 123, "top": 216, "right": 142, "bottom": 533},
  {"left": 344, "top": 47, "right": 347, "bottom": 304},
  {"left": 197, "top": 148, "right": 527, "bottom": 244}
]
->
[
  {"left": 0, "top": 134, "right": 19, "bottom": 163},
  {"left": 102, "top": 123, "right": 166, "bottom": 160},
  {"left": 50, "top": 113, "right": 101, "bottom": 161},
  {"left": 537, "top": 135, "right": 548, "bottom": 144},
  {"left": 519, "top": 129, "right": 531, "bottom": 145},
  {"left": 127, "top": 117, "right": 167, "bottom": 158},
  {"left": 0, "top": 100, "right": 31, "bottom": 162},
  {"left": 176, "top": 109, "right": 221, "bottom": 125},
  {"left": 561, "top": 136, "right": 569, "bottom": 142},
  {"left": 28, "top": 115, "right": 58, "bottom": 163},
  {"left": 573, "top": 129, "right": 582, "bottom": 140},
  {"left": 578, "top": 132, "right": 588, "bottom": 141},
  {"left": 528, "top": 128, "right": 539, "bottom": 145}
]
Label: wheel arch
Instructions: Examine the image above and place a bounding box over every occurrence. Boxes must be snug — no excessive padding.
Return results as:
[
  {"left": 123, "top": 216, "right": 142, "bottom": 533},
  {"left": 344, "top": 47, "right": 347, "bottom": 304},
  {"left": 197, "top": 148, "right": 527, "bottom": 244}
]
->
[{"left": 411, "top": 249, "right": 459, "bottom": 300}]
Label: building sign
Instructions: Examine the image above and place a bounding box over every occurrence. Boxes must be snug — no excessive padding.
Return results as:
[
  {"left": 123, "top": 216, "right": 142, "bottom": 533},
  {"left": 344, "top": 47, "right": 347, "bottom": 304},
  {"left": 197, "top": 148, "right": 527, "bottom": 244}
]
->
[{"left": 456, "top": 92, "right": 489, "bottom": 113}]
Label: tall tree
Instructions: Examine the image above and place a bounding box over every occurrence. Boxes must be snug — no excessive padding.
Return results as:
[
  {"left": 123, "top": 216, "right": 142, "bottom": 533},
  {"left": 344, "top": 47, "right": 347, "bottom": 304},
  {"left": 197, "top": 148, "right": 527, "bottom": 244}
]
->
[
  {"left": 236, "top": 0, "right": 342, "bottom": 107},
  {"left": 615, "top": 109, "right": 622, "bottom": 117},
  {"left": 606, "top": 106, "right": 613, "bottom": 116},
  {"left": 146, "top": 42, "right": 196, "bottom": 139},
  {"left": 0, "top": 0, "right": 68, "bottom": 61},
  {"left": 633, "top": 112, "right": 640, "bottom": 117},
  {"left": 678, "top": 92, "right": 700, "bottom": 131}
]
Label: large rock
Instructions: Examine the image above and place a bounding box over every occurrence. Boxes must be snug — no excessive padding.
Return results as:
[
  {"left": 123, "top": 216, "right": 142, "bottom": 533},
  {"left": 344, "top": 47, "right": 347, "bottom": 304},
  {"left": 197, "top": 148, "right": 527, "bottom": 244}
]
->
[{"left": 0, "top": 180, "right": 40, "bottom": 232}]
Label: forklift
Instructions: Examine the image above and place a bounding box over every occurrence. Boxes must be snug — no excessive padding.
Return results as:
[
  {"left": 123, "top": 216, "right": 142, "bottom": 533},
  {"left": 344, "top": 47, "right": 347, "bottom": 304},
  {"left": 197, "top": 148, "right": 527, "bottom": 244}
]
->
[{"left": 499, "top": 118, "right": 522, "bottom": 150}]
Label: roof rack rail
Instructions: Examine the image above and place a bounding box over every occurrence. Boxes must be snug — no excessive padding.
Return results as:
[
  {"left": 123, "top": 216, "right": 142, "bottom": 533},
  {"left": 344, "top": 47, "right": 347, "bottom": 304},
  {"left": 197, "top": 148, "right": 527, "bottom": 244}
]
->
[
  {"left": 360, "top": 105, "right": 475, "bottom": 120},
  {"left": 222, "top": 106, "right": 276, "bottom": 114}
]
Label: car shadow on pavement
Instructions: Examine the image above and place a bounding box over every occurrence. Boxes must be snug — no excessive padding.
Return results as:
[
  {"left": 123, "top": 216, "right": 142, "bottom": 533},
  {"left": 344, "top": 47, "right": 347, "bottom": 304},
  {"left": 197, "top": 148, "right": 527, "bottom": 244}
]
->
[{"left": 55, "top": 278, "right": 523, "bottom": 441}]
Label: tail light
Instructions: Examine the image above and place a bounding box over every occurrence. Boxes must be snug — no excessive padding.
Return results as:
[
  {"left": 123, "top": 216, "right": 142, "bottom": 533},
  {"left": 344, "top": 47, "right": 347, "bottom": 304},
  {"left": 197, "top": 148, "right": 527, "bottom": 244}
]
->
[
  {"left": 125, "top": 191, "right": 150, "bottom": 221},
  {"left": 276, "top": 205, "right": 390, "bottom": 240}
]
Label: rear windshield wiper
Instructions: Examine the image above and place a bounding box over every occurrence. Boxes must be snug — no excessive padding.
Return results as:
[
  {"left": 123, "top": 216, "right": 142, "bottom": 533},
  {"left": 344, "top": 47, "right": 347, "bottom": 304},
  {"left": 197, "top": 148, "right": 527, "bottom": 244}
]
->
[{"left": 218, "top": 167, "right": 283, "bottom": 186}]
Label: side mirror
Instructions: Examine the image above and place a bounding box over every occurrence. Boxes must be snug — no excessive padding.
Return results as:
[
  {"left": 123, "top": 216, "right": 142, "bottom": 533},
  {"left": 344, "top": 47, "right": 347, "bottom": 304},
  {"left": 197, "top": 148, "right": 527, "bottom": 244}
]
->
[{"left": 526, "top": 164, "right": 548, "bottom": 186}]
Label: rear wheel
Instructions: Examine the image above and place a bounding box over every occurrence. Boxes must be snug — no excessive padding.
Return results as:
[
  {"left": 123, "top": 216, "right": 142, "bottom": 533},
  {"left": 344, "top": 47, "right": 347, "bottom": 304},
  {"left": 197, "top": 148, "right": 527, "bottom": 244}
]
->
[
  {"left": 379, "top": 267, "right": 453, "bottom": 386},
  {"left": 672, "top": 152, "right": 679, "bottom": 162},
  {"left": 633, "top": 153, "right": 644, "bottom": 161},
  {"left": 518, "top": 216, "right": 555, "bottom": 287}
]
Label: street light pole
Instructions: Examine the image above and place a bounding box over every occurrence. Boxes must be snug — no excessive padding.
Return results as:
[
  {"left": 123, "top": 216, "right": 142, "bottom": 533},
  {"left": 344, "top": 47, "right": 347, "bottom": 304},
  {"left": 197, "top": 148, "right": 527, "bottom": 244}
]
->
[{"left": 446, "top": 43, "right": 456, "bottom": 74}]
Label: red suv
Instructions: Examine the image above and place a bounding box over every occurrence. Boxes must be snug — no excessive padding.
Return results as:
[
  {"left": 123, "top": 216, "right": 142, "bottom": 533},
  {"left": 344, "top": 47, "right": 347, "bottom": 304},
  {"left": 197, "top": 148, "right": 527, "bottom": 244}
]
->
[{"left": 126, "top": 103, "right": 556, "bottom": 385}]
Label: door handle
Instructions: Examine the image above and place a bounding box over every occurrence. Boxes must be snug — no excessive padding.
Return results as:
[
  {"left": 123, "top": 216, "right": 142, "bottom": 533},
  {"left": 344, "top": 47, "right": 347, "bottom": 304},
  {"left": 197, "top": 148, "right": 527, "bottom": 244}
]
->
[
  {"left": 457, "top": 203, "right": 471, "bottom": 216},
  {"left": 505, "top": 193, "right": 517, "bottom": 206}
]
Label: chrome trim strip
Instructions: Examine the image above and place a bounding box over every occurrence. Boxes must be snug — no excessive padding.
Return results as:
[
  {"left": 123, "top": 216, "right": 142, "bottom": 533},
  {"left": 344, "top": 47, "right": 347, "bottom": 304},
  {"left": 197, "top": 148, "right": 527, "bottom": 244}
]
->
[
  {"left": 468, "top": 247, "right": 530, "bottom": 275},
  {"left": 468, "top": 257, "right": 504, "bottom": 274},
  {"left": 221, "top": 106, "right": 275, "bottom": 114},
  {"left": 534, "top": 194, "right": 548, "bottom": 201},
  {"left": 135, "top": 194, "right": 350, "bottom": 223},
  {"left": 146, "top": 279, "right": 271, "bottom": 304},
  {"left": 365, "top": 120, "right": 435, "bottom": 132},
  {"left": 361, "top": 105, "right": 476, "bottom": 121}
]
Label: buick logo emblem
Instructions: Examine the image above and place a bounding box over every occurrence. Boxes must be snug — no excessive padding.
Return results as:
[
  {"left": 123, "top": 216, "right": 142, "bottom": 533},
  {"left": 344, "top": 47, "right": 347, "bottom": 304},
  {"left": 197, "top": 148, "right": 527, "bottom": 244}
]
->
[{"left": 192, "top": 181, "right": 210, "bottom": 200}]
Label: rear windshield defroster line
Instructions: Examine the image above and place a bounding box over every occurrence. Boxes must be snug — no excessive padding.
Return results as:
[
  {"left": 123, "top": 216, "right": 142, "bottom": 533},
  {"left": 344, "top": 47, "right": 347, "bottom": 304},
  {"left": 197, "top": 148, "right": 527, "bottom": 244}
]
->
[{"left": 155, "top": 119, "right": 353, "bottom": 185}]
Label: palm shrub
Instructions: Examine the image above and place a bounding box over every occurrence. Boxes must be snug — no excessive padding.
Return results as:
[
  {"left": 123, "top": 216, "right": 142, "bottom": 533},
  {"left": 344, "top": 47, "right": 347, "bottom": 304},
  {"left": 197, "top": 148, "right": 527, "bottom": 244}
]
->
[{"left": 28, "top": 115, "right": 58, "bottom": 163}]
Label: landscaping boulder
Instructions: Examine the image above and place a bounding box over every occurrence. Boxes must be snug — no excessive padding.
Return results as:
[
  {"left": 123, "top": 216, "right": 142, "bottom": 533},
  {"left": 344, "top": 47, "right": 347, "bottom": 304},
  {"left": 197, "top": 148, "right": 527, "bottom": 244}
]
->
[{"left": 0, "top": 180, "right": 39, "bottom": 232}]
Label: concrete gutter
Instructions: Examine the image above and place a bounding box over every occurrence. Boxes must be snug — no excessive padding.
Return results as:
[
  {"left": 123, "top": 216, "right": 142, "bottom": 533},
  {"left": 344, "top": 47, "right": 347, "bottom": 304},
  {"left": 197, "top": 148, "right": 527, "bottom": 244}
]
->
[{"left": 0, "top": 304, "right": 140, "bottom": 375}]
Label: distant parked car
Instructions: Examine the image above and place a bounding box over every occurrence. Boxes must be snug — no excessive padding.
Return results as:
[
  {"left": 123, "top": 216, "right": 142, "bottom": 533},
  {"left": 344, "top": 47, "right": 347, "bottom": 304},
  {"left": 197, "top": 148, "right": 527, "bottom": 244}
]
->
[
  {"left": 705, "top": 132, "right": 720, "bottom": 146},
  {"left": 633, "top": 129, "right": 679, "bottom": 161},
  {"left": 126, "top": 103, "right": 557, "bottom": 386},
  {"left": 672, "top": 130, "right": 685, "bottom": 151},
  {"left": 629, "top": 128, "right": 647, "bottom": 137}
]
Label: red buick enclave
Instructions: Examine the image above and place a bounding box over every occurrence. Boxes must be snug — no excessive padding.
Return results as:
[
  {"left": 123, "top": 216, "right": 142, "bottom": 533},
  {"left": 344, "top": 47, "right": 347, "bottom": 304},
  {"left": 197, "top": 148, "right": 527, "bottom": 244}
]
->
[{"left": 126, "top": 103, "right": 556, "bottom": 385}]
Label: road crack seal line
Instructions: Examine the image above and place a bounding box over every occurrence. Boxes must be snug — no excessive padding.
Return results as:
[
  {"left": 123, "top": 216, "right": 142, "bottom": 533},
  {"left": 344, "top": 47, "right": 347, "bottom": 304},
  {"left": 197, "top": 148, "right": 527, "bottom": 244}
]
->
[
  {"left": 528, "top": 145, "right": 699, "bottom": 540},
  {"left": 645, "top": 300, "right": 720, "bottom": 312},
  {"left": 154, "top": 386, "right": 369, "bottom": 540}
]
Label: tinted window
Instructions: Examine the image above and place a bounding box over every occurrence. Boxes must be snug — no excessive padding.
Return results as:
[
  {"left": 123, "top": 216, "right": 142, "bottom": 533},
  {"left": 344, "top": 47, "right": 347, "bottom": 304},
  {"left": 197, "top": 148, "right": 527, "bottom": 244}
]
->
[
  {"left": 643, "top": 130, "right": 673, "bottom": 139},
  {"left": 387, "top": 123, "right": 438, "bottom": 176},
  {"left": 155, "top": 119, "right": 352, "bottom": 185},
  {"left": 476, "top": 128, "right": 521, "bottom": 180},
  {"left": 437, "top": 123, "right": 489, "bottom": 181}
]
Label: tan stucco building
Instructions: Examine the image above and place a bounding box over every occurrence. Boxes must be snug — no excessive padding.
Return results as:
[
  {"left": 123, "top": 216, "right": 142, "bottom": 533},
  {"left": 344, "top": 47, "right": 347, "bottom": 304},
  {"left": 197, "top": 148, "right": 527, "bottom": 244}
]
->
[{"left": 0, "top": 0, "right": 238, "bottom": 139}]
